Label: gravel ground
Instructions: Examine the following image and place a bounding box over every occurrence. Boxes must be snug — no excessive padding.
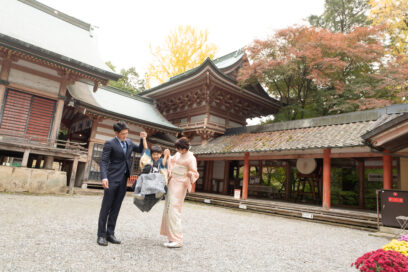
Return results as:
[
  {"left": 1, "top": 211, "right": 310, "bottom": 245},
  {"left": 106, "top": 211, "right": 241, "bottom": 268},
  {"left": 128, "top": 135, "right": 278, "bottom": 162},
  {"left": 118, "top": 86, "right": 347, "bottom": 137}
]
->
[{"left": 0, "top": 193, "right": 389, "bottom": 272}]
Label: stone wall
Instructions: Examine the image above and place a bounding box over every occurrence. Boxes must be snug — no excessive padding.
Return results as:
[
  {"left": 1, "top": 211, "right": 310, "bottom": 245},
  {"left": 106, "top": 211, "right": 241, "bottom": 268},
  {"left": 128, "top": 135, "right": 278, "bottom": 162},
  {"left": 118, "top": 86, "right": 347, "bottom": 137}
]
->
[{"left": 0, "top": 166, "right": 67, "bottom": 194}]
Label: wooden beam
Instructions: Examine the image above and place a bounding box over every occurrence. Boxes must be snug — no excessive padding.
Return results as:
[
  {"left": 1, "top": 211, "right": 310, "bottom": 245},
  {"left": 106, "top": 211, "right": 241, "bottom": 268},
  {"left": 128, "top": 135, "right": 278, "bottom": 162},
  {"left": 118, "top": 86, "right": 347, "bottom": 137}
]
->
[
  {"left": 242, "top": 152, "right": 249, "bottom": 200},
  {"left": 322, "top": 149, "right": 331, "bottom": 210},
  {"left": 10, "top": 63, "right": 61, "bottom": 82},
  {"left": 196, "top": 151, "right": 382, "bottom": 162},
  {"left": 7, "top": 82, "right": 58, "bottom": 99},
  {"left": 50, "top": 72, "right": 69, "bottom": 140}
]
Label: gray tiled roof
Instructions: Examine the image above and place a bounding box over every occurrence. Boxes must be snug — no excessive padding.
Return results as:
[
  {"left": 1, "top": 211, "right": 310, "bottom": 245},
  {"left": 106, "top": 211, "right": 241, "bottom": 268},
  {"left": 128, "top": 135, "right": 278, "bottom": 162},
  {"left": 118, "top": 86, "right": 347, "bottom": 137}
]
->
[
  {"left": 68, "top": 81, "right": 181, "bottom": 132},
  {"left": 168, "top": 49, "right": 244, "bottom": 82},
  {"left": 362, "top": 113, "right": 408, "bottom": 140},
  {"left": 193, "top": 104, "right": 408, "bottom": 155},
  {"left": 211, "top": 49, "right": 244, "bottom": 69},
  {"left": 192, "top": 121, "right": 375, "bottom": 154}
]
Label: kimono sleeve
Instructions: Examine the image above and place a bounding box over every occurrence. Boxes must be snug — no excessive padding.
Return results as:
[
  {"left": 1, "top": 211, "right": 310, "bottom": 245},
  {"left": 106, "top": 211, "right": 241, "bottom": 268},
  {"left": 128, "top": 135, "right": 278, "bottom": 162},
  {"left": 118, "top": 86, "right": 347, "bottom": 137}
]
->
[{"left": 187, "top": 154, "right": 199, "bottom": 184}]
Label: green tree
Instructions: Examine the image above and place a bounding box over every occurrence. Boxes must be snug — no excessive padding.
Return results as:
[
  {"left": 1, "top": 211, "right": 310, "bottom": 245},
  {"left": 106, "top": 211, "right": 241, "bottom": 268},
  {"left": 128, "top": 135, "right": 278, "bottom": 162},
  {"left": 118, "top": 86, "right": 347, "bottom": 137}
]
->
[
  {"left": 105, "top": 61, "right": 145, "bottom": 95},
  {"left": 308, "top": 0, "right": 371, "bottom": 33}
]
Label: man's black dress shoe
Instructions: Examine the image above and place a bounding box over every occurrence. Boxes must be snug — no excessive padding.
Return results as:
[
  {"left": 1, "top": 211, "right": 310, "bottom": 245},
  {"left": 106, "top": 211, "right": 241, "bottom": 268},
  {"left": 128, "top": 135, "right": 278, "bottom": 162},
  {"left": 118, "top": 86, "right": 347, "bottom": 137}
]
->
[
  {"left": 106, "top": 235, "right": 121, "bottom": 244},
  {"left": 97, "top": 237, "right": 108, "bottom": 246}
]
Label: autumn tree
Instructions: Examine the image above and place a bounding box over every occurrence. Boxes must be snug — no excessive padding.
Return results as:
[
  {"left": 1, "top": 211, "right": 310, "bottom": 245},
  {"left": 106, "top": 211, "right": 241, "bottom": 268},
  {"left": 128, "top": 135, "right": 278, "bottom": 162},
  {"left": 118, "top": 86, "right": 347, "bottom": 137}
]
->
[
  {"left": 105, "top": 61, "right": 145, "bottom": 95},
  {"left": 238, "top": 26, "right": 405, "bottom": 121},
  {"left": 145, "top": 25, "right": 218, "bottom": 88},
  {"left": 368, "top": 0, "right": 408, "bottom": 56},
  {"left": 308, "top": 0, "right": 371, "bottom": 33}
]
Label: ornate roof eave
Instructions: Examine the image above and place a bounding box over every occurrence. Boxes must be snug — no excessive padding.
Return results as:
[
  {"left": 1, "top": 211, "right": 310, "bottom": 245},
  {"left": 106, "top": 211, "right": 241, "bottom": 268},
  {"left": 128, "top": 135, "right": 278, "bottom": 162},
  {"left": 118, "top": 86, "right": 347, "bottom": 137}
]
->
[
  {"left": 76, "top": 100, "right": 182, "bottom": 135},
  {"left": 0, "top": 34, "right": 121, "bottom": 83},
  {"left": 218, "top": 56, "right": 244, "bottom": 75},
  {"left": 140, "top": 58, "right": 280, "bottom": 110}
]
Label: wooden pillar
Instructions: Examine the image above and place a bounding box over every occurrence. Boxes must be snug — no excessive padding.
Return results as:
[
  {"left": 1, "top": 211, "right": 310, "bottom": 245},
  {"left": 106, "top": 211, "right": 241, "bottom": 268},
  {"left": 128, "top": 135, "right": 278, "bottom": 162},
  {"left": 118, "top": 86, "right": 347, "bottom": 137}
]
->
[
  {"left": 44, "top": 156, "right": 54, "bottom": 170},
  {"left": 203, "top": 161, "right": 208, "bottom": 191},
  {"left": 400, "top": 158, "right": 408, "bottom": 190},
  {"left": 383, "top": 151, "right": 392, "bottom": 190},
  {"left": 203, "top": 161, "right": 209, "bottom": 191},
  {"left": 285, "top": 161, "right": 292, "bottom": 200},
  {"left": 204, "top": 161, "right": 213, "bottom": 192},
  {"left": 0, "top": 53, "right": 12, "bottom": 114},
  {"left": 21, "top": 149, "right": 30, "bottom": 167},
  {"left": 68, "top": 156, "right": 79, "bottom": 194},
  {"left": 209, "top": 161, "right": 214, "bottom": 192},
  {"left": 358, "top": 159, "right": 365, "bottom": 209},
  {"left": 50, "top": 72, "right": 69, "bottom": 141},
  {"left": 322, "top": 148, "right": 331, "bottom": 210},
  {"left": 242, "top": 152, "right": 249, "bottom": 200},
  {"left": 223, "top": 160, "right": 230, "bottom": 194}
]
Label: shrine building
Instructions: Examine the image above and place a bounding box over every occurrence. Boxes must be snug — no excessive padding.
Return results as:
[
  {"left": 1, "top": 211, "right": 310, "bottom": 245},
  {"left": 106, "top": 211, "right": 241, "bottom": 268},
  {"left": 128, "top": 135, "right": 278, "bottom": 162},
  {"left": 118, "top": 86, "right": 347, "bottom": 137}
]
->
[
  {"left": 1, "top": 0, "right": 408, "bottom": 228},
  {"left": 0, "top": 0, "right": 180, "bottom": 192}
]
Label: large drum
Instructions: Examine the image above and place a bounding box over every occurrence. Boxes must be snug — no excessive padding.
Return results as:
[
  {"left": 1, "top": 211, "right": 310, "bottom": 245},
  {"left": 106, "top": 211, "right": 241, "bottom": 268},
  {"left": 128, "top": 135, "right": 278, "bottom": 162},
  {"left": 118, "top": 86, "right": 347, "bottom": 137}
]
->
[{"left": 296, "top": 158, "right": 317, "bottom": 175}]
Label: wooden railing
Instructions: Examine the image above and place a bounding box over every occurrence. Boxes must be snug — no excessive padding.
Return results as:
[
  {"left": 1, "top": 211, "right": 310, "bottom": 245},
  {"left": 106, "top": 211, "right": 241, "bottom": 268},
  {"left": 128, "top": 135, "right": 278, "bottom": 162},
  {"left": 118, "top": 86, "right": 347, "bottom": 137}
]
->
[
  {"left": 0, "top": 132, "right": 88, "bottom": 154},
  {"left": 178, "top": 121, "right": 226, "bottom": 130}
]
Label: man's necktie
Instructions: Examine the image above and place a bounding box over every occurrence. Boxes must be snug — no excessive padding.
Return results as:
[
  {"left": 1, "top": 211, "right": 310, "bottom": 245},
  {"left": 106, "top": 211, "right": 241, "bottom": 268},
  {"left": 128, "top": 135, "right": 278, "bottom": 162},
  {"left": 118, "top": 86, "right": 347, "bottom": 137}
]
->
[{"left": 121, "top": 141, "right": 127, "bottom": 154}]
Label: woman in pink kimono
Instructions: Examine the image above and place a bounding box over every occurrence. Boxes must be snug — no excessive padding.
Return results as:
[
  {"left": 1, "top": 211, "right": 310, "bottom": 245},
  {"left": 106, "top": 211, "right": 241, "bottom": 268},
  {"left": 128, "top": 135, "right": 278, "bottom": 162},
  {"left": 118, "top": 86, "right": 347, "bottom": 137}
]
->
[{"left": 160, "top": 137, "right": 199, "bottom": 248}]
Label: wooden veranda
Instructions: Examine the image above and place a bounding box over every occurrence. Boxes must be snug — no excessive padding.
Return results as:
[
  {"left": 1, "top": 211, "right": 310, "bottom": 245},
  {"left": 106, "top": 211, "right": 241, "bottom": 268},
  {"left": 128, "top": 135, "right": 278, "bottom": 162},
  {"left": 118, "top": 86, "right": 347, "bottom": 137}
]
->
[{"left": 186, "top": 192, "right": 379, "bottom": 230}]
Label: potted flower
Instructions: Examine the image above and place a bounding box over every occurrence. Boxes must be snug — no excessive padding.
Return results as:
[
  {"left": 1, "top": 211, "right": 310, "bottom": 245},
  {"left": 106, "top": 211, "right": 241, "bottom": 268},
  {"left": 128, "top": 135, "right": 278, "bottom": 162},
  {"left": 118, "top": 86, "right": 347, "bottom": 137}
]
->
[{"left": 352, "top": 249, "right": 408, "bottom": 271}]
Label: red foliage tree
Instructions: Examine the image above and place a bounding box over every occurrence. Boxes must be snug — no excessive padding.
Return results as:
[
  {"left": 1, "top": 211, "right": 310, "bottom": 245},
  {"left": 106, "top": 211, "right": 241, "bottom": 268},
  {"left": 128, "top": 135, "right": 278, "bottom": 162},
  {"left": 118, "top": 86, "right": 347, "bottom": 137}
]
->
[{"left": 238, "top": 25, "right": 407, "bottom": 121}]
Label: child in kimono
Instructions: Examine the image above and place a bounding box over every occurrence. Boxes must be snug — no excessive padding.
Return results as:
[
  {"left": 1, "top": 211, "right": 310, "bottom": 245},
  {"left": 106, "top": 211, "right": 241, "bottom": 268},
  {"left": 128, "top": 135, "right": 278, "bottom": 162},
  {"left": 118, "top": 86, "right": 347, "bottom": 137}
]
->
[{"left": 140, "top": 134, "right": 170, "bottom": 182}]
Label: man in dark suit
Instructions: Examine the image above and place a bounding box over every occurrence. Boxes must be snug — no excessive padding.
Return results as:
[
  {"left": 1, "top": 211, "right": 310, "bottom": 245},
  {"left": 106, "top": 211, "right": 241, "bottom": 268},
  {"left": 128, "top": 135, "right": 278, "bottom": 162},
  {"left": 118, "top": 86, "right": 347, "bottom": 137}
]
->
[{"left": 97, "top": 121, "right": 146, "bottom": 246}]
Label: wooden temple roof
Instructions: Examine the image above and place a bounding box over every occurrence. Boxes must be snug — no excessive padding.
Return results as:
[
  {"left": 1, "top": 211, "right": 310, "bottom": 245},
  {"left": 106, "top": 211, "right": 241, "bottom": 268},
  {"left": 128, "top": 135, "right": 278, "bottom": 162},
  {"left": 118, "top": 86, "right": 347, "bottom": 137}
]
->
[
  {"left": 0, "top": 0, "right": 120, "bottom": 83},
  {"left": 192, "top": 104, "right": 408, "bottom": 155},
  {"left": 139, "top": 50, "right": 280, "bottom": 113}
]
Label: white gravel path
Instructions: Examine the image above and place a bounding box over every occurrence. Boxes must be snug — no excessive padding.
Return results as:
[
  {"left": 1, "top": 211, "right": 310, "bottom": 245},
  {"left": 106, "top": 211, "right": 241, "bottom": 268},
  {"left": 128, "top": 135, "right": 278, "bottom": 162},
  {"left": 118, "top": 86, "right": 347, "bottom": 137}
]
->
[{"left": 0, "top": 193, "right": 389, "bottom": 272}]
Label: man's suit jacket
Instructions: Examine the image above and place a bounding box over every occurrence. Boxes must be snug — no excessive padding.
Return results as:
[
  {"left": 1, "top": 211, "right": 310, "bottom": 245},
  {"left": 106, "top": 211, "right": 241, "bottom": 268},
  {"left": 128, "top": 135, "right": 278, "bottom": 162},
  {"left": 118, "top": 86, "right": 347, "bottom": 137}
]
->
[{"left": 100, "top": 137, "right": 144, "bottom": 183}]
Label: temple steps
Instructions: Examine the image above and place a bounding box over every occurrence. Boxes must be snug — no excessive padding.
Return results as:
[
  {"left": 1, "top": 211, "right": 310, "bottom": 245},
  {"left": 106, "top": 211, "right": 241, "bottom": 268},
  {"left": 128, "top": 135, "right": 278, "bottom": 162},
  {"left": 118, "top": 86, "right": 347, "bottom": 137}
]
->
[{"left": 186, "top": 192, "right": 380, "bottom": 230}]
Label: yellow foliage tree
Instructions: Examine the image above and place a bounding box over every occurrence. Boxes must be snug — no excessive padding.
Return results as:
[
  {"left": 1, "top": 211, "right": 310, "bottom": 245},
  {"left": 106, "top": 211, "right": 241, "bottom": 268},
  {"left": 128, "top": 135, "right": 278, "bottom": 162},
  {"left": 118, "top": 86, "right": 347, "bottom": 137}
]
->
[
  {"left": 369, "top": 0, "right": 408, "bottom": 55},
  {"left": 145, "top": 25, "right": 218, "bottom": 88}
]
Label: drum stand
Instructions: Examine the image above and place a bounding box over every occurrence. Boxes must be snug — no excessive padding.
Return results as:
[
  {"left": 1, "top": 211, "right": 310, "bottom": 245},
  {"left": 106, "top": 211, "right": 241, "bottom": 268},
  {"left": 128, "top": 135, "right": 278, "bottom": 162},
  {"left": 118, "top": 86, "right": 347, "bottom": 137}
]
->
[{"left": 294, "top": 171, "right": 321, "bottom": 203}]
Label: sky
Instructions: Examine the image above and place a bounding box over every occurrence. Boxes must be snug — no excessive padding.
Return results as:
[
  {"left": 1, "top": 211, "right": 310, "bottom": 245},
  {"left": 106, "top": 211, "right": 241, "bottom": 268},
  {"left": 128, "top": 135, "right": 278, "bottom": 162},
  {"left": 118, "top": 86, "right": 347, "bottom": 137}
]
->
[
  {"left": 39, "top": 0, "right": 325, "bottom": 75},
  {"left": 39, "top": 0, "right": 325, "bottom": 124}
]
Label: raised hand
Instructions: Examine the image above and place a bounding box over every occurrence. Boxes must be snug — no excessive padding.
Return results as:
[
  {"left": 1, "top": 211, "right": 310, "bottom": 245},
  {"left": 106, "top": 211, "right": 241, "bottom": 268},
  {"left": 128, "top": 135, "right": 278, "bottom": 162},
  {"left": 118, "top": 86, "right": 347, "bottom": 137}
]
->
[
  {"left": 163, "top": 149, "right": 170, "bottom": 157},
  {"left": 140, "top": 131, "right": 147, "bottom": 139}
]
